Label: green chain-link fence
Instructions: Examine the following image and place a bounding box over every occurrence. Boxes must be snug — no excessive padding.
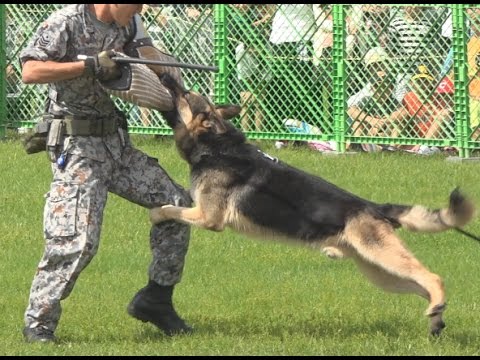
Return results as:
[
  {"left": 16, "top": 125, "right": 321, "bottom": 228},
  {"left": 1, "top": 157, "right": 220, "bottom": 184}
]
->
[{"left": 2, "top": 4, "right": 480, "bottom": 157}]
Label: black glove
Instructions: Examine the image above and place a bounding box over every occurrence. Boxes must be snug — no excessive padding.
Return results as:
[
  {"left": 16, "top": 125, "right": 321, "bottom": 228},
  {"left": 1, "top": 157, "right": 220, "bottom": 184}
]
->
[{"left": 83, "top": 50, "right": 122, "bottom": 81}]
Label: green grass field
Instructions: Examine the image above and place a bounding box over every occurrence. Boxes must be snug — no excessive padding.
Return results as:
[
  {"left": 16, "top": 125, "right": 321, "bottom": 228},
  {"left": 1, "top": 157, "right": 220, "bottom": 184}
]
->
[{"left": 1, "top": 135, "right": 480, "bottom": 355}]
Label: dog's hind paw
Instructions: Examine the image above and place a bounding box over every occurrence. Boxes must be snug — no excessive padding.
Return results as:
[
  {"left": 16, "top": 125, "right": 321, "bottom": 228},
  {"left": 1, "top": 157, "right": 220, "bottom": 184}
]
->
[{"left": 150, "top": 205, "right": 174, "bottom": 224}]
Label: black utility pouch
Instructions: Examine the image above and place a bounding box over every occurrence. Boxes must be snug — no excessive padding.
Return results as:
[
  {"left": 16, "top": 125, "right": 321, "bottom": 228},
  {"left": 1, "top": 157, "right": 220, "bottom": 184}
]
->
[{"left": 22, "top": 115, "right": 53, "bottom": 154}]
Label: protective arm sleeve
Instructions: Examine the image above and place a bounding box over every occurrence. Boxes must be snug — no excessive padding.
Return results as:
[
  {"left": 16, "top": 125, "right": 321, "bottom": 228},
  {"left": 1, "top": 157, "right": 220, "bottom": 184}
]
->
[{"left": 99, "top": 14, "right": 183, "bottom": 112}]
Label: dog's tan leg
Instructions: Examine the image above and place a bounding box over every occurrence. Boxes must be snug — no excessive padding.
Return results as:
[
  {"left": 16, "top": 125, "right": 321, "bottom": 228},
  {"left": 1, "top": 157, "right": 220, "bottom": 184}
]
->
[
  {"left": 150, "top": 205, "right": 225, "bottom": 231},
  {"left": 344, "top": 214, "right": 446, "bottom": 336}
]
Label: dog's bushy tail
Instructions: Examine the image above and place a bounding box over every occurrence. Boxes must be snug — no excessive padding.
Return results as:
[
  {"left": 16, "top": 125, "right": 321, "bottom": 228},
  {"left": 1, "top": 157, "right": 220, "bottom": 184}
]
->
[{"left": 377, "top": 188, "right": 475, "bottom": 233}]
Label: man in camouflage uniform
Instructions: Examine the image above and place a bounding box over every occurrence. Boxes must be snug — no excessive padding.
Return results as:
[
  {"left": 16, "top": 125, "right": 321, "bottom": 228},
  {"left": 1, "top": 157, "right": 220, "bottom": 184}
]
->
[{"left": 20, "top": 4, "right": 193, "bottom": 343}]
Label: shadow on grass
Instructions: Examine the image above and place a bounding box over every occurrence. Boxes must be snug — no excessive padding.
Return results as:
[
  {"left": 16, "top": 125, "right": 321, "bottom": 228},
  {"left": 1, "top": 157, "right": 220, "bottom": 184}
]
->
[
  {"left": 186, "top": 312, "right": 410, "bottom": 339},
  {"left": 443, "top": 330, "right": 480, "bottom": 349},
  {"left": 55, "top": 311, "right": 407, "bottom": 344},
  {"left": 52, "top": 313, "right": 478, "bottom": 347},
  {"left": 57, "top": 320, "right": 191, "bottom": 344}
]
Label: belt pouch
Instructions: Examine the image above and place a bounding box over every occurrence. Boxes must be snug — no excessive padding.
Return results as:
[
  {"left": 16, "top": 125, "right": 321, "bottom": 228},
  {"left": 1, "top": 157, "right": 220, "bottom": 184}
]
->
[{"left": 47, "top": 119, "right": 65, "bottom": 162}]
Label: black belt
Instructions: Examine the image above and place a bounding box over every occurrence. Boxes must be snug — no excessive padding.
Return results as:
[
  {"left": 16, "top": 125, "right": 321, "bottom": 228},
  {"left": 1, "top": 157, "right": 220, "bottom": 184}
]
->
[{"left": 61, "top": 116, "right": 119, "bottom": 136}]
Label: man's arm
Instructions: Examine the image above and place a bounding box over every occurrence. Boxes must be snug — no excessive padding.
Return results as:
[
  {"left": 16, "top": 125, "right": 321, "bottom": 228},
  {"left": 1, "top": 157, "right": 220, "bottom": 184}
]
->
[
  {"left": 389, "top": 106, "right": 410, "bottom": 122},
  {"left": 22, "top": 50, "right": 120, "bottom": 84},
  {"left": 21, "top": 59, "right": 86, "bottom": 84},
  {"left": 347, "top": 106, "right": 384, "bottom": 126}
]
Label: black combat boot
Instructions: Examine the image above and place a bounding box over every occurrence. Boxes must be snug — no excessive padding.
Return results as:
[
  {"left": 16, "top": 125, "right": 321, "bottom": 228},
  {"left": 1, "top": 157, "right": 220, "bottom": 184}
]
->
[
  {"left": 127, "top": 281, "right": 193, "bottom": 336},
  {"left": 23, "top": 326, "right": 56, "bottom": 343}
]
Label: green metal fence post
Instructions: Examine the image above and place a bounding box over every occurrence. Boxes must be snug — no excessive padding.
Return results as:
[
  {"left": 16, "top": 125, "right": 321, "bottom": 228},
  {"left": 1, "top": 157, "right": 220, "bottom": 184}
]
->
[
  {"left": 213, "top": 4, "right": 227, "bottom": 105},
  {"left": 0, "top": 4, "right": 5, "bottom": 139},
  {"left": 452, "top": 4, "right": 470, "bottom": 158},
  {"left": 332, "top": 4, "right": 346, "bottom": 152}
]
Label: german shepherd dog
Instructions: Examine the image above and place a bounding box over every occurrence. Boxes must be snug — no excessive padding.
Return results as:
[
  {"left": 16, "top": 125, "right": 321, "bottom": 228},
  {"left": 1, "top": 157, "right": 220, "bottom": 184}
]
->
[{"left": 151, "top": 74, "right": 475, "bottom": 336}]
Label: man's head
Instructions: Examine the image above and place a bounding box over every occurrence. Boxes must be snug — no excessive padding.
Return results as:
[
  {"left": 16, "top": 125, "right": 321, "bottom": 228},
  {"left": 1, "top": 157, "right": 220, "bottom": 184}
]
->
[
  {"left": 364, "top": 46, "right": 389, "bottom": 69},
  {"left": 370, "top": 72, "right": 395, "bottom": 101},
  {"left": 111, "top": 4, "right": 143, "bottom": 26},
  {"left": 364, "top": 47, "right": 389, "bottom": 78},
  {"left": 94, "top": 4, "right": 143, "bottom": 27},
  {"left": 404, "top": 6, "right": 424, "bottom": 19}
]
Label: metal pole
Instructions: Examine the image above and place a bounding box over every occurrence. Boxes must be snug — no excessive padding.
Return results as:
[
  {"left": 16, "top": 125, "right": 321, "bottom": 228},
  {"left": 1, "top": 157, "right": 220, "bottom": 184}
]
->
[
  {"left": 332, "top": 4, "right": 346, "bottom": 153},
  {"left": 0, "top": 4, "right": 6, "bottom": 139},
  {"left": 452, "top": 4, "right": 470, "bottom": 158},
  {"left": 213, "top": 4, "right": 227, "bottom": 105},
  {"left": 110, "top": 56, "right": 219, "bottom": 72}
]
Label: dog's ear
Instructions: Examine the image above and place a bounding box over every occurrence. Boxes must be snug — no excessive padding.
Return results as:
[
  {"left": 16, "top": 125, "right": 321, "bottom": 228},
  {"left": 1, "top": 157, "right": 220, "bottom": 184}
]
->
[
  {"left": 159, "top": 73, "right": 176, "bottom": 88},
  {"left": 216, "top": 104, "right": 242, "bottom": 120},
  {"left": 161, "top": 109, "right": 181, "bottom": 129},
  {"left": 202, "top": 119, "right": 227, "bottom": 134}
]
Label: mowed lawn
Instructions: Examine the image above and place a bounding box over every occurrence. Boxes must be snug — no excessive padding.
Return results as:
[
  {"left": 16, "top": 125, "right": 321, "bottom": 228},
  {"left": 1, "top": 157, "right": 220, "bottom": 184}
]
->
[{"left": 1, "top": 134, "right": 480, "bottom": 356}]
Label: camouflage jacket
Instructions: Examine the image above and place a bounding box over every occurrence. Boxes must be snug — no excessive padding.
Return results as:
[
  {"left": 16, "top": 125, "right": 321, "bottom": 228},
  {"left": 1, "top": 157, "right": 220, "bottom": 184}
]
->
[{"left": 19, "top": 4, "right": 139, "bottom": 118}]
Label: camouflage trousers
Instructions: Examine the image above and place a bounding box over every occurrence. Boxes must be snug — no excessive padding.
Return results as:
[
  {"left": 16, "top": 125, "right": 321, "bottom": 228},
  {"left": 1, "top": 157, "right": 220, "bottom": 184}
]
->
[{"left": 24, "top": 129, "right": 191, "bottom": 332}]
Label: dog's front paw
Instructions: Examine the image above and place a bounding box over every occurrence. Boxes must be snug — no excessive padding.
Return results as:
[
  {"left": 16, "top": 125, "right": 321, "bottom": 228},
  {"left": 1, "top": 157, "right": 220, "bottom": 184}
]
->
[
  {"left": 150, "top": 205, "right": 174, "bottom": 224},
  {"left": 322, "top": 246, "right": 345, "bottom": 260}
]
